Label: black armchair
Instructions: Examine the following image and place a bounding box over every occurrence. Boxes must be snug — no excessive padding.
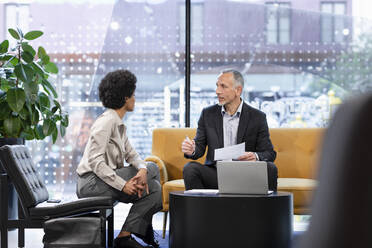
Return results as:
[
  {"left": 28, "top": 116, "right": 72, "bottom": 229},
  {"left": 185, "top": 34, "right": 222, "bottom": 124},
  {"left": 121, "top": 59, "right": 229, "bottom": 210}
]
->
[
  {"left": 298, "top": 93, "right": 372, "bottom": 248},
  {"left": 0, "top": 145, "right": 117, "bottom": 248}
]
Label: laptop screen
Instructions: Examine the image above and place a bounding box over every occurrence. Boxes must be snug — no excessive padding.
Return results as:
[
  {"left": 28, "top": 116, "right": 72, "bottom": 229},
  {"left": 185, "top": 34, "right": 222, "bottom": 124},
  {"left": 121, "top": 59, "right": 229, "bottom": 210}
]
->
[{"left": 217, "top": 161, "right": 269, "bottom": 194}]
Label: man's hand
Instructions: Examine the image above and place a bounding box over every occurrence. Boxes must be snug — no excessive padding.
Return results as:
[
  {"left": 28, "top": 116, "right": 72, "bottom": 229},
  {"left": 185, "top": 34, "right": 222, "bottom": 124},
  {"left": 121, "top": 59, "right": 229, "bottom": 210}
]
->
[
  {"left": 237, "top": 152, "right": 257, "bottom": 161},
  {"left": 182, "top": 136, "right": 195, "bottom": 156},
  {"left": 132, "top": 168, "right": 148, "bottom": 197}
]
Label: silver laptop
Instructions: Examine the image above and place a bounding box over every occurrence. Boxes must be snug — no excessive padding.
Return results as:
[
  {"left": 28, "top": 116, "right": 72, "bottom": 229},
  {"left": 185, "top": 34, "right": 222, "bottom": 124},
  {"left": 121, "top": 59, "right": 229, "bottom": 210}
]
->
[{"left": 217, "top": 161, "right": 272, "bottom": 195}]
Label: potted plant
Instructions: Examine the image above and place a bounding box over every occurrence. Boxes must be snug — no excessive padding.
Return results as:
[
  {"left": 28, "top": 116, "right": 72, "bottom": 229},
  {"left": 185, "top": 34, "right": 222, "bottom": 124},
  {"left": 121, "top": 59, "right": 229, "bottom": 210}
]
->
[
  {"left": 0, "top": 28, "right": 68, "bottom": 142},
  {"left": 0, "top": 27, "right": 68, "bottom": 219}
]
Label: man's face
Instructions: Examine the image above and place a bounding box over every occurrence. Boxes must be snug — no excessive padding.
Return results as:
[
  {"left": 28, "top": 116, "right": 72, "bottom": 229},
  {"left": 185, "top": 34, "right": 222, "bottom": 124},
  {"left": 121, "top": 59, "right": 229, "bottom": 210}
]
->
[{"left": 215, "top": 72, "right": 241, "bottom": 106}]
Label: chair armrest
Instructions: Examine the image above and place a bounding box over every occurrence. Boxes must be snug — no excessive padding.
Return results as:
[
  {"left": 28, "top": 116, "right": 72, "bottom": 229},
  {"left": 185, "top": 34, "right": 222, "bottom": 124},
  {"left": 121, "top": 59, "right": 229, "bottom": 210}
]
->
[{"left": 145, "top": 155, "right": 168, "bottom": 185}]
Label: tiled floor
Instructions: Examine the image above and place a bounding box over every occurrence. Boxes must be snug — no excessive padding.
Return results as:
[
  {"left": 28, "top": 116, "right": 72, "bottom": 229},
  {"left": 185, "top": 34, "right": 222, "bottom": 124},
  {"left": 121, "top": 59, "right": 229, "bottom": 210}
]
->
[{"left": 5, "top": 202, "right": 309, "bottom": 247}]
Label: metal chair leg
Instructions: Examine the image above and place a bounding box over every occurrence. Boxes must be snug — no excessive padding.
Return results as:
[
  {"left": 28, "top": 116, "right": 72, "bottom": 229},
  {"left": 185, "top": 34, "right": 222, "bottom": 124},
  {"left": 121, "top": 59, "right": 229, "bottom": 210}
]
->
[
  {"left": 18, "top": 199, "right": 25, "bottom": 248},
  {"left": 18, "top": 227, "right": 25, "bottom": 248},
  {"left": 108, "top": 208, "right": 114, "bottom": 248},
  {"left": 162, "top": 211, "right": 168, "bottom": 239},
  {"left": 0, "top": 174, "right": 9, "bottom": 248}
]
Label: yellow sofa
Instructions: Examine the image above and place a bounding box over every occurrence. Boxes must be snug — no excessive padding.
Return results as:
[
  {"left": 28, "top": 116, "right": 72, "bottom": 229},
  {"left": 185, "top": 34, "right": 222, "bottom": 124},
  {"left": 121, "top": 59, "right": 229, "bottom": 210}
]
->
[{"left": 144, "top": 127, "right": 324, "bottom": 237}]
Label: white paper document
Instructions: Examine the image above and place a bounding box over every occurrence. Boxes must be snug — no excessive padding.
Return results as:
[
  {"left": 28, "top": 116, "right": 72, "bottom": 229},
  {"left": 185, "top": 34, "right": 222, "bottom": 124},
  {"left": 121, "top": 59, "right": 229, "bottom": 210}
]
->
[
  {"left": 184, "top": 189, "right": 219, "bottom": 195},
  {"left": 214, "top": 142, "right": 245, "bottom": 161}
]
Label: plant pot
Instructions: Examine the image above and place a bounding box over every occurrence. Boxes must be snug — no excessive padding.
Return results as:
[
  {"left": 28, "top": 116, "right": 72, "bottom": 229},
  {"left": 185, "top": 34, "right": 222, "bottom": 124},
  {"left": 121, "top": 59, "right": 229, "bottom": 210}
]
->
[{"left": 0, "top": 138, "right": 25, "bottom": 221}]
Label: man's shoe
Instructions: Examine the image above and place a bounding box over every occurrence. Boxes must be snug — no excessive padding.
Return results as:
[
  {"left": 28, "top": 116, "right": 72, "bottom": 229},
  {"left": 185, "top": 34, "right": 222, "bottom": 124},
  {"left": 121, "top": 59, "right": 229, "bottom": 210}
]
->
[
  {"left": 114, "top": 235, "right": 145, "bottom": 248},
  {"left": 136, "top": 224, "right": 160, "bottom": 248}
]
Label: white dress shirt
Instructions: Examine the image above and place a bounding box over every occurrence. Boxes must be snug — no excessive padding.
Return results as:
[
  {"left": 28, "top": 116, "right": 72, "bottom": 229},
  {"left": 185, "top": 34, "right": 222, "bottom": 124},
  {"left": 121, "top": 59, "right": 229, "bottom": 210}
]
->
[{"left": 76, "top": 109, "right": 146, "bottom": 191}]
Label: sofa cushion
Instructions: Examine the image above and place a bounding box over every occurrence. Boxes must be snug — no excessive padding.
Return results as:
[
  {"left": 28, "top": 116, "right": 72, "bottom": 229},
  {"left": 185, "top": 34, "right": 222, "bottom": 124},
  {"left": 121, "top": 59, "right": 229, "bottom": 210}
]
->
[{"left": 278, "top": 178, "right": 317, "bottom": 214}]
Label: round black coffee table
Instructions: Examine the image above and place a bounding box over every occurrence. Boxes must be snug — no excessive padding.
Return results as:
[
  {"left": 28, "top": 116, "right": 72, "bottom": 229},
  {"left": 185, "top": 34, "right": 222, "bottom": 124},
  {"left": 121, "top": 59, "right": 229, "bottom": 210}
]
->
[{"left": 169, "top": 191, "right": 293, "bottom": 248}]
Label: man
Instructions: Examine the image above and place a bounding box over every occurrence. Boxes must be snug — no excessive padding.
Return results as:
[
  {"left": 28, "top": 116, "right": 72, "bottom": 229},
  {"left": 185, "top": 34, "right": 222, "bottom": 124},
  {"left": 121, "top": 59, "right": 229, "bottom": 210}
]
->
[{"left": 182, "top": 69, "right": 278, "bottom": 191}]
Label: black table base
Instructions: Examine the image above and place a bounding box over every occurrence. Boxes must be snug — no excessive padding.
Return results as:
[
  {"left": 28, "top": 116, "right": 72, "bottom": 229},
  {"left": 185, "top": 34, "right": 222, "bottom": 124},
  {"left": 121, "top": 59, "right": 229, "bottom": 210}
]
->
[{"left": 169, "top": 191, "right": 293, "bottom": 248}]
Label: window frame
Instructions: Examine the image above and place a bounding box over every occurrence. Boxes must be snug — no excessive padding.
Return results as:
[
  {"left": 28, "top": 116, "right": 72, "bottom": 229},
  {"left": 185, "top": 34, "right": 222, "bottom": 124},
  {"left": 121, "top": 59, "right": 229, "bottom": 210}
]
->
[
  {"left": 265, "top": 1, "right": 291, "bottom": 45},
  {"left": 4, "top": 3, "right": 30, "bottom": 39},
  {"left": 320, "top": 1, "right": 347, "bottom": 44}
]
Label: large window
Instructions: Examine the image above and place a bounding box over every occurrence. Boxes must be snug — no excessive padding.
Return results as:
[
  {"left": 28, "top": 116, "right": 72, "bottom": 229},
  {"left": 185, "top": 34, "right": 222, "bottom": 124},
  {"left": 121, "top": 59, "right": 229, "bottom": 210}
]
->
[
  {"left": 266, "top": 2, "right": 291, "bottom": 45},
  {"left": 321, "top": 2, "right": 347, "bottom": 43},
  {"left": 2, "top": 0, "right": 371, "bottom": 197},
  {"left": 1, "top": 0, "right": 185, "bottom": 197}
]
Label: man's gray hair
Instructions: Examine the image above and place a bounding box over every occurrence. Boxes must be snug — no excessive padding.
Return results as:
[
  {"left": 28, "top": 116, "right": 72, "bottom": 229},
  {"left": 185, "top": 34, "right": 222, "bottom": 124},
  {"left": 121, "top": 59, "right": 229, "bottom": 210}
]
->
[{"left": 221, "top": 69, "right": 244, "bottom": 88}]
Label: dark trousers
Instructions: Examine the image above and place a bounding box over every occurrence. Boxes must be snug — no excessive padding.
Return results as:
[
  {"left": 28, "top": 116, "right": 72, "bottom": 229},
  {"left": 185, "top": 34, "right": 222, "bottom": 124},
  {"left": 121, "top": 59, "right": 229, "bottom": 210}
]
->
[
  {"left": 183, "top": 161, "right": 278, "bottom": 191},
  {"left": 76, "top": 162, "right": 162, "bottom": 236}
]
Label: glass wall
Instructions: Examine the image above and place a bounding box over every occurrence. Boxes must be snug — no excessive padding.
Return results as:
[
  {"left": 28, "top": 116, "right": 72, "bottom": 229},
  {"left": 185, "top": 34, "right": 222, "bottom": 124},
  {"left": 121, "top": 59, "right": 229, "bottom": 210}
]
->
[
  {"left": 1, "top": 0, "right": 372, "bottom": 197},
  {"left": 188, "top": 0, "right": 372, "bottom": 130},
  {"left": 93, "top": 0, "right": 186, "bottom": 158},
  {"left": 1, "top": 0, "right": 185, "bottom": 197}
]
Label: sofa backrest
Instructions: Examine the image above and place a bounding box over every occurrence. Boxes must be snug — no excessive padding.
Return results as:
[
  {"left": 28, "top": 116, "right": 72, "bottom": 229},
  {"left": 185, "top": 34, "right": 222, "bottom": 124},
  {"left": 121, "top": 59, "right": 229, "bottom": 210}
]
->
[
  {"left": 270, "top": 128, "right": 324, "bottom": 179},
  {"left": 151, "top": 127, "right": 324, "bottom": 181},
  {"left": 151, "top": 128, "right": 206, "bottom": 181}
]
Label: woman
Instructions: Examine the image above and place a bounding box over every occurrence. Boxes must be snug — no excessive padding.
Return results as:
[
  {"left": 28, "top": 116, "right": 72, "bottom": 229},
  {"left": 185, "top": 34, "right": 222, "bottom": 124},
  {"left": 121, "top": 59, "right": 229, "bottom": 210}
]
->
[{"left": 76, "top": 70, "right": 162, "bottom": 248}]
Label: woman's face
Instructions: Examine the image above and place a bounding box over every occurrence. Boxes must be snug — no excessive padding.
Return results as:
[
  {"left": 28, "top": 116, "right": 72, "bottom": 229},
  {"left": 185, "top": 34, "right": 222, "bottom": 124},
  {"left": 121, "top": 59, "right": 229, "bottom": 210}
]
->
[{"left": 125, "top": 93, "right": 135, "bottom": 112}]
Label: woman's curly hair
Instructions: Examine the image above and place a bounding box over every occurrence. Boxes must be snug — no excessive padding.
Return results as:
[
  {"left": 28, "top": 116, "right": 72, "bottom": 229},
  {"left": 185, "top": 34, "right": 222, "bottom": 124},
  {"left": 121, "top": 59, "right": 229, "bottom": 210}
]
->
[{"left": 98, "top": 70, "right": 137, "bottom": 109}]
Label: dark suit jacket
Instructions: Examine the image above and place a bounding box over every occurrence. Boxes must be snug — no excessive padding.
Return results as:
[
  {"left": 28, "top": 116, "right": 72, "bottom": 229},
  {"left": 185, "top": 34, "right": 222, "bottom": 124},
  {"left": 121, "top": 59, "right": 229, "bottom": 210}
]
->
[{"left": 186, "top": 102, "right": 276, "bottom": 165}]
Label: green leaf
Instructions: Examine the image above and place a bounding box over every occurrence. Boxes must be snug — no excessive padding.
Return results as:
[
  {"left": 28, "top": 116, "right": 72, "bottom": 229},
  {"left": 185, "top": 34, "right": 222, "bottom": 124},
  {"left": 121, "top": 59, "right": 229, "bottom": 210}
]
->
[
  {"left": 37, "top": 46, "right": 47, "bottom": 58},
  {"left": 24, "top": 30, "right": 43, "bottom": 40},
  {"left": 14, "top": 63, "right": 34, "bottom": 83},
  {"left": 18, "top": 107, "right": 28, "bottom": 120},
  {"left": 62, "top": 114, "right": 69, "bottom": 127},
  {"left": 16, "top": 28, "right": 24, "bottom": 38},
  {"left": 60, "top": 124, "right": 66, "bottom": 137},
  {"left": 4, "top": 117, "right": 21, "bottom": 137},
  {"left": 51, "top": 106, "right": 58, "bottom": 114},
  {"left": 0, "top": 55, "right": 19, "bottom": 66},
  {"left": 53, "top": 100, "right": 61, "bottom": 109},
  {"left": 0, "top": 55, "right": 12, "bottom": 61},
  {"left": 0, "top": 78, "right": 16, "bottom": 91},
  {"left": 31, "top": 62, "right": 45, "bottom": 76},
  {"left": 41, "top": 84, "right": 52, "bottom": 97},
  {"left": 42, "top": 78, "right": 58, "bottom": 98},
  {"left": 0, "top": 90, "right": 5, "bottom": 100},
  {"left": 5, "top": 56, "right": 19, "bottom": 66},
  {"left": 24, "top": 80, "right": 39, "bottom": 103},
  {"left": 7, "top": 88, "right": 26, "bottom": 112},
  {"left": 8, "top": 28, "right": 20, "bottom": 40},
  {"left": 0, "top": 101, "right": 12, "bottom": 120},
  {"left": 21, "top": 43, "right": 36, "bottom": 56},
  {"left": 30, "top": 105, "right": 39, "bottom": 125},
  {"left": 33, "top": 110, "right": 40, "bottom": 125},
  {"left": 20, "top": 126, "right": 35, "bottom": 140},
  {"left": 35, "top": 124, "right": 45, "bottom": 139},
  {"left": 43, "top": 108, "right": 52, "bottom": 118},
  {"left": 21, "top": 51, "right": 34, "bottom": 63},
  {"left": 52, "top": 127, "right": 58, "bottom": 143},
  {"left": 43, "top": 119, "right": 56, "bottom": 136},
  {"left": 38, "top": 92, "right": 50, "bottom": 109},
  {"left": 0, "top": 40, "right": 9, "bottom": 54},
  {"left": 41, "top": 55, "right": 50, "bottom": 65},
  {"left": 45, "top": 62, "right": 58, "bottom": 74}
]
